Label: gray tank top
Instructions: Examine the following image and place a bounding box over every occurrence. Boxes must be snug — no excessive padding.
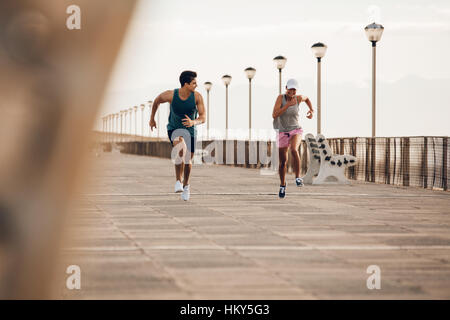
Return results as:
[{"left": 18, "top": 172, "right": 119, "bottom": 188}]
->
[{"left": 273, "top": 95, "right": 301, "bottom": 132}]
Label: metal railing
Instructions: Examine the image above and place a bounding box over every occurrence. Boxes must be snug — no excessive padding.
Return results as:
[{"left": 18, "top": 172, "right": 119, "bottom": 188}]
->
[
  {"left": 326, "top": 136, "right": 448, "bottom": 190},
  {"left": 96, "top": 133, "right": 448, "bottom": 191}
]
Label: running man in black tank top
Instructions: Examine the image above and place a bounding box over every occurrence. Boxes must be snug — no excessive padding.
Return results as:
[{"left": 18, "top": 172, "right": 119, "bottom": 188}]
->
[{"left": 149, "top": 71, "right": 206, "bottom": 201}]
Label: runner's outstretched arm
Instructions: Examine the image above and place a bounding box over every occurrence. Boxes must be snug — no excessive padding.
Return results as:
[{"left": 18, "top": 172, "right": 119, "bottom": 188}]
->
[
  {"left": 194, "top": 93, "right": 206, "bottom": 125},
  {"left": 298, "top": 95, "right": 314, "bottom": 119},
  {"left": 149, "top": 90, "right": 173, "bottom": 131}
]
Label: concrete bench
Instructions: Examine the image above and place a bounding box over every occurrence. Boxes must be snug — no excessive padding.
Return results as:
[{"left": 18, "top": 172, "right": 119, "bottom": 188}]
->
[
  {"left": 313, "top": 134, "right": 357, "bottom": 184},
  {"left": 301, "top": 133, "right": 322, "bottom": 184}
]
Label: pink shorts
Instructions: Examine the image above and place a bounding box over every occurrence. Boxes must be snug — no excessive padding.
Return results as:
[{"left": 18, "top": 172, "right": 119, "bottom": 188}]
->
[{"left": 277, "top": 128, "right": 303, "bottom": 148}]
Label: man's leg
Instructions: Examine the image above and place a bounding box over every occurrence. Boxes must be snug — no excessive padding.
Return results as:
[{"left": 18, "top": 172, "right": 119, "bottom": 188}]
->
[
  {"left": 182, "top": 153, "right": 195, "bottom": 187},
  {"left": 182, "top": 136, "right": 195, "bottom": 187},
  {"left": 289, "top": 134, "right": 302, "bottom": 178},
  {"left": 175, "top": 164, "right": 183, "bottom": 181},
  {"left": 173, "top": 137, "right": 187, "bottom": 182}
]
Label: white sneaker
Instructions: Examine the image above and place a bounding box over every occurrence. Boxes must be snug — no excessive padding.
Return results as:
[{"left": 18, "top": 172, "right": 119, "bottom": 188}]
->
[
  {"left": 174, "top": 180, "right": 183, "bottom": 193},
  {"left": 295, "top": 177, "right": 304, "bottom": 187},
  {"left": 181, "top": 185, "right": 190, "bottom": 201}
]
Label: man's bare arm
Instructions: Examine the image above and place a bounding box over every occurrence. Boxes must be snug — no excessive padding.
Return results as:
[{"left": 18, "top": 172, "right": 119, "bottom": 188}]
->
[
  {"left": 181, "top": 92, "right": 206, "bottom": 128},
  {"left": 194, "top": 92, "right": 206, "bottom": 125},
  {"left": 149, "top": 90, "right": 173, "bottom": 130}
]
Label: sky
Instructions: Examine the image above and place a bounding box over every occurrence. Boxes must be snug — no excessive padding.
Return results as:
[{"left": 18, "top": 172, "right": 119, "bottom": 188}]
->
[{"left": 97, "top": 0, "right": 450, "bottom": 138}]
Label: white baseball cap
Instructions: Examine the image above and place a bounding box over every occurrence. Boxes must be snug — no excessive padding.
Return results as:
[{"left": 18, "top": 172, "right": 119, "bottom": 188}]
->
[{"left": 286, "top": 79, "right": 299, "bottom": 90}]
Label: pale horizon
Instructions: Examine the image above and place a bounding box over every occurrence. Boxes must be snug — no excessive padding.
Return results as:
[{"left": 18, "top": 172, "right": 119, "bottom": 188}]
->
[{"left": 97, "top": 0, "right": 450, "bottom": 138}]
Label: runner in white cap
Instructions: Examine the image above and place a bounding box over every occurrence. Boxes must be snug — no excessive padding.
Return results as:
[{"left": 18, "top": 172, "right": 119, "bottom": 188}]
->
[{"left": 272, "top": 79, "right": 314, "bottom": 198}]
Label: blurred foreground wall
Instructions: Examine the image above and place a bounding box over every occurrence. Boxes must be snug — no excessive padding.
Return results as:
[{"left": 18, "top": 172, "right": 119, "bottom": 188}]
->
[{"left": 0, "top": 0, "right": 136, "bottom": 299}]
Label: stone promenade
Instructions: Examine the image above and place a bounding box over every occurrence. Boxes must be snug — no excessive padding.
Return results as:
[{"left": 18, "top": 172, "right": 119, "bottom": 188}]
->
[{"left": 57, "top": 152, "right": 450, "bottom": 299}]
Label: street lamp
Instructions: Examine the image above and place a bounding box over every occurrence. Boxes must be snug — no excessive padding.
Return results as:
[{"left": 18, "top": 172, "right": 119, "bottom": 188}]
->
[
  {"left": 102, "top": 117, "right": 105, "bottom": 143},
  {"left": 120, "top": 110, "right": 124, "bottom": 142},
  {"left": 128, "top": 107, "right": 133, "bottom": 137},
  {"left": 311, "top": 42, "right": 327, "bottom": 135},
  {"left": 140, "top": 104, "right": 145, "bottom": 139},
  {"left": 111, "top": 114, "right": 114, "bottom": 142},
  {"left": 117, "top": 112, "right": 120, "bottom": 132},
  {"left": 204, "top": 82, "right": 212, "bottom": 140},
  {"left": 122, "top": 110, "right": 125, "bottom": 135},
  {"left": 273, "top": 55, "right": 287, "bottom": 94},
  {"left": 108, "top": 114, "right": 112, "bottom": 143},
  {"left": 221, "top": 75, "right": 232, "bottom": 140},
  {"left": 111, "top": 114, "right": 114, "bottom": 135},
  {"left": 115, "top": 113, "right": 119, "bottom": 142},
  {"left": 365, "top": 22, "right": 384, "bottom": 137},
  {"left": 133, "top": 106, "right": 138, "bottom": 136},
  {"left": 113, "top": 113, "right": 116, "bottom": 134},
  {"left": 244, "top": 67, "right": 256, "bottom": 140}
]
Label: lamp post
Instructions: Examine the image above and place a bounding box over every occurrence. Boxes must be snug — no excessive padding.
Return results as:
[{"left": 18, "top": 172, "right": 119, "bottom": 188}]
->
[
  {"left": 365, "top": 22, "right": 384, "bottom": 137},
  {"left": 111, "top": 114, "right": 114, "bottom": 136},
  {"left": 311, "top": 42, "right": 327, "bottom": 135},
  {"left": 221, "top": 75, "right": 232, "bottom": 140},
  {"left": 123, "top": 110, "right": 127, "bottom": 137},
  {"left": 105, "top": 116, "right": 109, "bottom": 143},
  {"left": 115, "top": 113, "right": 118, "bottom": 133},
  {"left": 120, "top": 111, "right": 124, "bottom": 142},
  {"left": 140, "top": 104, "right": 145, "bottom": 139},
  {"left": 244, "top": 67, "right": 256, "bottom": 140},
  {"left": 273, "top": 55, "right": 287, "bottom": 94},
  {"left": 114, "top": 113, "right": 118, "bottom": 142},
  {"left": 108, "top": 114, "right": 112, "bottom": 143},
  {"left": 133, "top": 106, "right": 138, "bottom": 136},
  {"left": 111, "top": 114, "right": 114, "bottom": 142},
  {"left": 116, "top": 112, "right": 120, "bottom": 135},
  {"left": 128, "top": 107, "right": 132, "bottom": 137},
  {"left": 113, "top": 113, "right": 116, "bottom": 134},
  {"left": 113, "top": 113, "right": 116, "bottom": 140},
  {"left": 122, "top": 110, "right": 126, "bottom": 135},
  {"left": 122, "top": 110, "right": 127, "bottom": 137},
  {"left": 204, "top": 82, "right": 212, "bottom": 140},
  {"left": 102, "top": 117, "right": 105, "bottom": 143}
]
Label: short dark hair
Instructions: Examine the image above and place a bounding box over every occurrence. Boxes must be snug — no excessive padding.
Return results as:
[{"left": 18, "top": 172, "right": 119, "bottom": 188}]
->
[{"left": 179, "top": 70, "right": 197, "bottom": 87}]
